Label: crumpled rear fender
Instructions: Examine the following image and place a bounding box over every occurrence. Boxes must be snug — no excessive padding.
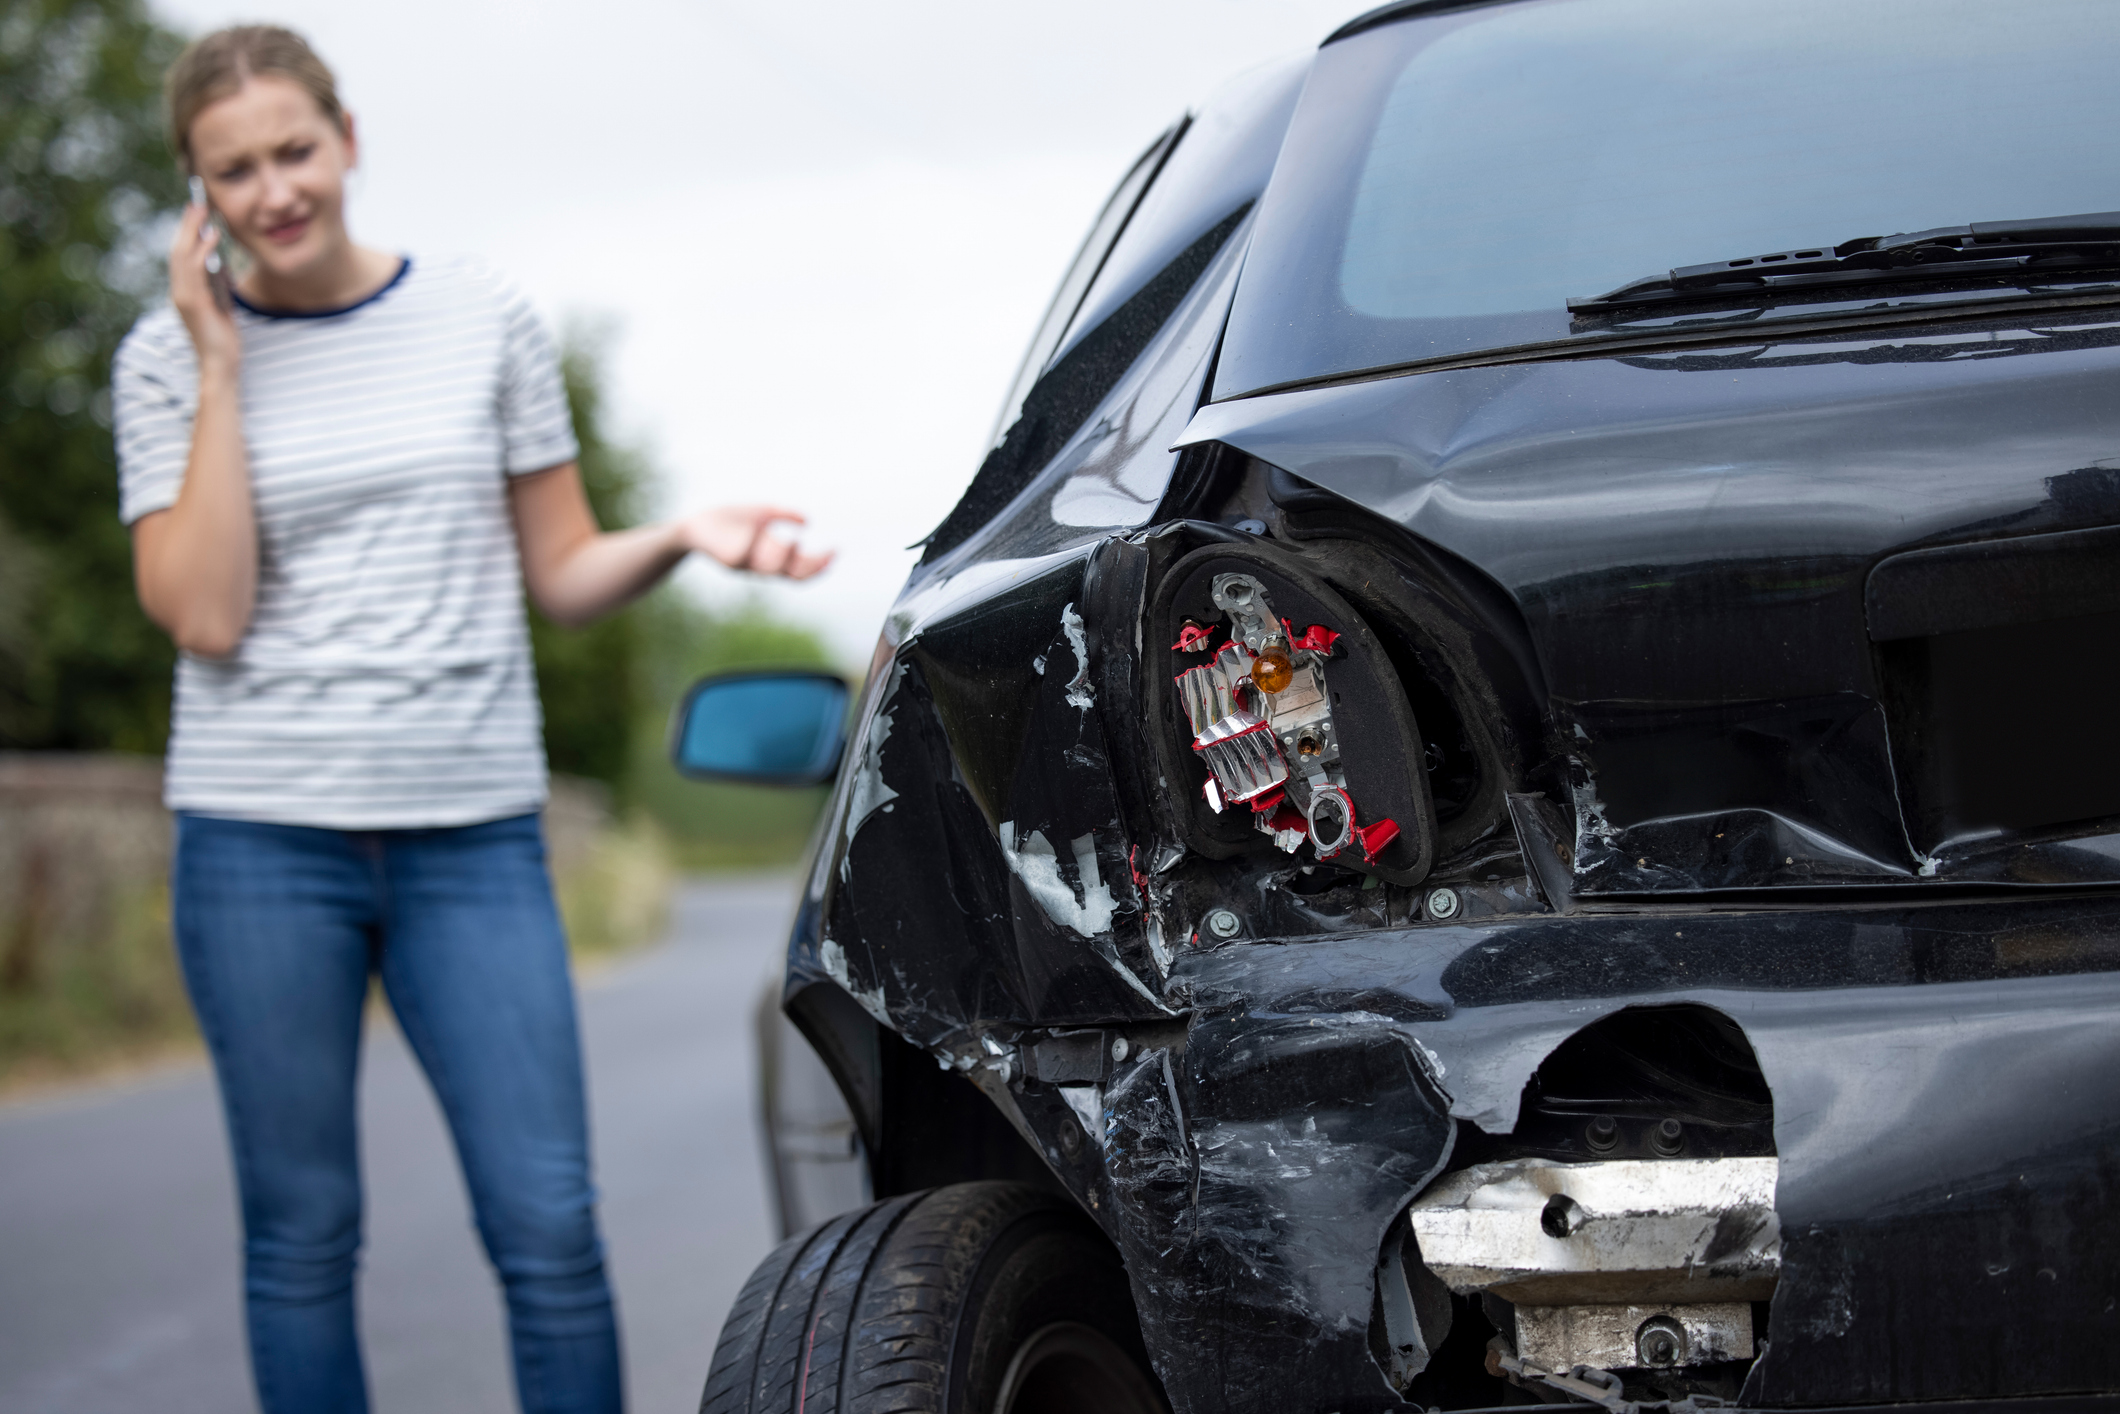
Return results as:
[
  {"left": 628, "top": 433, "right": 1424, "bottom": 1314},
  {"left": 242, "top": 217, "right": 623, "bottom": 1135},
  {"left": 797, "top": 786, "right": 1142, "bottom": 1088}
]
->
[
  {"left": 790, "top": 544, "right": 1175, "bottom": 1060},
  {"left": 1135, "top": 899, "right": 2120, "bottom": 1410}
]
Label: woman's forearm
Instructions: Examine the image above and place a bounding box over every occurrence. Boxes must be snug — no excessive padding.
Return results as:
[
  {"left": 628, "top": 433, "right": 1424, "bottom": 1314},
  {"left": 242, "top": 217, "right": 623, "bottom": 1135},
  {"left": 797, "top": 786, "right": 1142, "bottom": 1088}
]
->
[
  {"left": 526, "top": 519, "right": 687, "bottom": 628},
  {"left": 510, "top": 463, "right": 831, "bottom": 628},
  {"left": 132, "top": 362, "right": 258, "bottom": 658}
]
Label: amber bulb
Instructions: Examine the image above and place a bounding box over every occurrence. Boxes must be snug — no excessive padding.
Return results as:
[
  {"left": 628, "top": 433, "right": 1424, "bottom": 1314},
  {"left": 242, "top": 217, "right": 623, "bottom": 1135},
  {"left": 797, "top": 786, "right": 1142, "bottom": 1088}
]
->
[{"left": 1251, "top": 644, "right": 1294, "bottom": 695}]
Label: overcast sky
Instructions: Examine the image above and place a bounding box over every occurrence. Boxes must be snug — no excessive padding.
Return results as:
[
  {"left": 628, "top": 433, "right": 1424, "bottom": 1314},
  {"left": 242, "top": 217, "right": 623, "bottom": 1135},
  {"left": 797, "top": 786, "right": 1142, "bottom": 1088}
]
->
[{"left": 150, "top": 0, "right": 1364, "bottom": 659}]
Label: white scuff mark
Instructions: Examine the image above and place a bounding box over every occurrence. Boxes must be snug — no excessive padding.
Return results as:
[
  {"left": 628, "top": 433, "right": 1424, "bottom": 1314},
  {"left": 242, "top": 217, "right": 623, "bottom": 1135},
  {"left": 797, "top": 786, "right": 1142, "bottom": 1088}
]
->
[
  {"left": 1411, "top": 1036, "right": 1449, "bottom": 1082},
  {"left": 1917, "top": 854, "right": 1940, "bottom": 877},
  {"left": 997, "top": 822, "right": 1116, "bottom": 936},
  {"left": 1060, "top": 602, "right": 1094, "bottom": 711},
  {"left": 1058, "top": 1084, "right": 1104, "bottom": 1151},
  {"left": 1099, "top": 943, "right": 1172, "bottom": 1009},
  {"left": 1032, "top": 654, "right": 1047, "bottom": 675},
  {"left": 1160, "top": 1051, "right": 1191, "bottom": 1155},
  {"left": 997, "top": 824, "right": 1172, "bottom": 1010},
  {"left": 1332, "top": 1010, "right": 1404, "bottom": 1030},
  {"left": 819, "top": 936, "right": 892, "bottom": 1026},
  {"left": 1569, "top": 764, "right": 1618, "bottom": 855},
  {"left": 1070, "top": 833, "right": 1116, "bottom": 932},
  {"left": 1145, "top": 913, "right": 1174, "bottom": 976}
]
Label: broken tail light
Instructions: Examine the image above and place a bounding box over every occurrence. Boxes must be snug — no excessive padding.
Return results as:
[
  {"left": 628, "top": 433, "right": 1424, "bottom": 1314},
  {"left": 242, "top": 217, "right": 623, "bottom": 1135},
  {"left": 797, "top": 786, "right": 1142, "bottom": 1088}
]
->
[{"left": 1149, "top": 543, "right": 1436, "bottom": 884}]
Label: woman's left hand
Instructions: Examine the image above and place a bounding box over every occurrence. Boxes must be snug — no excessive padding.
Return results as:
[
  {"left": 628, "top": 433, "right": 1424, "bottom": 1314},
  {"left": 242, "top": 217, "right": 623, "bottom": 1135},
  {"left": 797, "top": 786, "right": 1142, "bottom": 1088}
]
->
[
  {"left": 511, "top": 472, "right": 835, "bottom": 626},
  {"left": 675, "top": 505, "right": 834, "bottom": 580}
]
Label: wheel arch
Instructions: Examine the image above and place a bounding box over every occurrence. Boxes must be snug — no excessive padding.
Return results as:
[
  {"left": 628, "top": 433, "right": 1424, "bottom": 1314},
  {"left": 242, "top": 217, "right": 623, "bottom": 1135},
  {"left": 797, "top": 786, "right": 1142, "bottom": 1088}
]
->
[{"left": 781, "top": 979, "right": 1062, "bottom": 1216}]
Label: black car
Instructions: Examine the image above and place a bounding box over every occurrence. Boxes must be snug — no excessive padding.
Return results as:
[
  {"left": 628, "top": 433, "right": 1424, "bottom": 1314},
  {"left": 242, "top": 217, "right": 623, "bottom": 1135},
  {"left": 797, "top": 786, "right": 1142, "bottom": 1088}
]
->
[{"left": 674, "top": 1, "right": 2120, "bottom": 1410}]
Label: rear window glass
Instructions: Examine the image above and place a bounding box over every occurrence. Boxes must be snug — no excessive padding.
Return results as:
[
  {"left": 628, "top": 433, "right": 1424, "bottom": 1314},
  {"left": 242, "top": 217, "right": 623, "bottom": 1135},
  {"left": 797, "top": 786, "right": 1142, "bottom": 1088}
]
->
[{"left": 1215, "top": 0, "right": 2120, "bottom": 398}]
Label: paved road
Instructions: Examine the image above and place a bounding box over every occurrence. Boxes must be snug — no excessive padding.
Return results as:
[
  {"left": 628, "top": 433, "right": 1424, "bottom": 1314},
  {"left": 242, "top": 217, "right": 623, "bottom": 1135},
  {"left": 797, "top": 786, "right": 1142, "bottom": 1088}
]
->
[{"left": 0, "top": 875, "right": 795, "bottom": 1414}]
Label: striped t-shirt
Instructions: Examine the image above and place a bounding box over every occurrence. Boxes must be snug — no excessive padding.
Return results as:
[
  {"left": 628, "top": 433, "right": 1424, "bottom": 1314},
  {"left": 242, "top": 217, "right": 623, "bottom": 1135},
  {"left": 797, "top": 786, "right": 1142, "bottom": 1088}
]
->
[{"left": 112, "top": 256, "right": 579, "bottom": 829}]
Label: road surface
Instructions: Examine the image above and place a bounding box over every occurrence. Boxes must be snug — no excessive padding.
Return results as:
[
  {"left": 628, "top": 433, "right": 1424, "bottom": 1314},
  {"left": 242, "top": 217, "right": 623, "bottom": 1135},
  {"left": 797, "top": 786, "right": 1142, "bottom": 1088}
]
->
[{"left": 0, "top": 875, "right": 794, "bottom": 1413}]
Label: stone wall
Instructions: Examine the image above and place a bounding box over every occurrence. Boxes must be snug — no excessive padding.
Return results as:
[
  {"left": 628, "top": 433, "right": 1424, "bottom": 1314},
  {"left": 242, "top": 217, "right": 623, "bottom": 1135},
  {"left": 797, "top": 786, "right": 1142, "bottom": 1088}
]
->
[
  {"left": 0, "top": 753, "right": 169, "bottom": 995},
  {"left": 0, "top": 752, "right": 613, "bottom": 991}
]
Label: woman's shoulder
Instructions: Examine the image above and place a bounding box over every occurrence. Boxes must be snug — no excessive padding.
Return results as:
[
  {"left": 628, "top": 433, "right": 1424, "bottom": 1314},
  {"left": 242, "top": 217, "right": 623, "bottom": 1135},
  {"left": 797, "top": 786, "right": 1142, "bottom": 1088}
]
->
[{"left": 407, "top": 254, "right": 538, "bottom": 316}]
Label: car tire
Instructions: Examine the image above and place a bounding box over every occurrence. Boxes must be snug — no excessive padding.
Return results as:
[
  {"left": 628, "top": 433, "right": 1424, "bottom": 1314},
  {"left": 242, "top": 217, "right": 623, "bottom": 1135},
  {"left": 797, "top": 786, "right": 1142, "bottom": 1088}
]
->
[{"left": 701, "top": 1181, "right": 1168, "bottom": 1414}]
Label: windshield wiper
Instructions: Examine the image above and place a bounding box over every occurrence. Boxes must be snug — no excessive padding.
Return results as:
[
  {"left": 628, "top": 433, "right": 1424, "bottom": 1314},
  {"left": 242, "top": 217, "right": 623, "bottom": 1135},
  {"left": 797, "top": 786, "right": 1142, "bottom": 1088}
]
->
[{"left": 1569, "top": 212, "right": 2120, "bottom": 314}]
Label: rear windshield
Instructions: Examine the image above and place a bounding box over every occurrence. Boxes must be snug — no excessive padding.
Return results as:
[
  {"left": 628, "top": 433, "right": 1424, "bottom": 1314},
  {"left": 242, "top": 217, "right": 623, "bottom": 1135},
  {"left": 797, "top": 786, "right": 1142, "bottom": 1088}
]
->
[{"left": 1214, "top": 0, "right": 2120, "bottom": 399}]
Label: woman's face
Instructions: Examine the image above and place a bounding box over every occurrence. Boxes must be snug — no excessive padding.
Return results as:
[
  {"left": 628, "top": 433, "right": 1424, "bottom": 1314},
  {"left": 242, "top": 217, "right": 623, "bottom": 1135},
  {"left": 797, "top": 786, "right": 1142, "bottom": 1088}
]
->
[{"left": 187, "top": 75, "right": 358, "bottom": 284}]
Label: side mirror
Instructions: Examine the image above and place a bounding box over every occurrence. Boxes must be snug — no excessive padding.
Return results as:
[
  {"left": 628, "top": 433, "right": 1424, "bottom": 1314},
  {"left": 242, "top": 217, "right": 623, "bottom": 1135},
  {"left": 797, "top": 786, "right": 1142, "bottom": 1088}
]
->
[{"left": 669, "top": 671, "right": 850, "bottom": 786}]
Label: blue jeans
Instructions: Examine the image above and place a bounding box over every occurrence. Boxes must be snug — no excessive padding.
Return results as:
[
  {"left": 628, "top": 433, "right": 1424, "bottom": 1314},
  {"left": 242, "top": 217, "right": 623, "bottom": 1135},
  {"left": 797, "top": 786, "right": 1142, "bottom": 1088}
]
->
[{"left": 172, "top": 812, "right": 623, "bottom": 1414}]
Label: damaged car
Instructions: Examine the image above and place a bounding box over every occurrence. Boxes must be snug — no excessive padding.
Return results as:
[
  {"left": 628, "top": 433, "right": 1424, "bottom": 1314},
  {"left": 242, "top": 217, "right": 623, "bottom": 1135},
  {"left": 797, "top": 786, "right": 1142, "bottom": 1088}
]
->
[{"left": 678, "top": 1, "right": 2120, "bottom": 1410}]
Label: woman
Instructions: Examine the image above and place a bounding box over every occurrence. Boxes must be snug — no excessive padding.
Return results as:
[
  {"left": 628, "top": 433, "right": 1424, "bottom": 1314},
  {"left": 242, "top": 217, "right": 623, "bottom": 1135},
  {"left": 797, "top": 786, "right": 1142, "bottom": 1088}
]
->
[{"left": 112, "top": 26, "right": 827, "bottom": 1414}]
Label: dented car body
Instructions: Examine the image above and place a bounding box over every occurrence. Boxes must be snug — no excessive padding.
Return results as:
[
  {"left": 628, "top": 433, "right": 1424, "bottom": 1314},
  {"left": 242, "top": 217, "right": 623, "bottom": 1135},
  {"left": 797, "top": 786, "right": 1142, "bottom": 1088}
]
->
[{"left": 748, "top": 2, "right": 2120, "bottom": 1410}]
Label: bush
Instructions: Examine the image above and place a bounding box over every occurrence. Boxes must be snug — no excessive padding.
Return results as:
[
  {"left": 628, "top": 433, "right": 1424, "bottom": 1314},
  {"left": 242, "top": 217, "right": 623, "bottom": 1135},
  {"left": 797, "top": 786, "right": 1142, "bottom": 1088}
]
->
[{"left": 0, "top": 0, "right": 187, "bottom": 753}]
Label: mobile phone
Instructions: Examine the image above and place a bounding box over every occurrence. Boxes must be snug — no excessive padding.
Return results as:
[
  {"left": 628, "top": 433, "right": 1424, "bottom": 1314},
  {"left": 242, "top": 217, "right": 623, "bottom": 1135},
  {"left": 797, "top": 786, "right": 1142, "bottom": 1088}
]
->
[{"left": 188, "top": 175, "right": 234, "bottom": 314}]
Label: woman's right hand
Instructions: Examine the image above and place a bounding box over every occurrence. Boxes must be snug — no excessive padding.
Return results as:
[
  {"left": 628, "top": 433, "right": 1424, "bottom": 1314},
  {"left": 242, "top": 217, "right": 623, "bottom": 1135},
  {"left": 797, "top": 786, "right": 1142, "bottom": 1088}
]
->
[
  {"left": 170, "top": 200, "right": 241, "bottom": 374},
  {"left": 133, "top": 197, "right": 258, "bottom": 659}
]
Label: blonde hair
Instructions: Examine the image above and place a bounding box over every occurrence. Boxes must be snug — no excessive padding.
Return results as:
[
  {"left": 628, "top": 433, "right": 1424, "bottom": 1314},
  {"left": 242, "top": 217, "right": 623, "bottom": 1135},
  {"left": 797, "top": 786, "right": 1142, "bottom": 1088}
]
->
[{"left": 164, "top": 25, "right": 344, "bottom": 172}]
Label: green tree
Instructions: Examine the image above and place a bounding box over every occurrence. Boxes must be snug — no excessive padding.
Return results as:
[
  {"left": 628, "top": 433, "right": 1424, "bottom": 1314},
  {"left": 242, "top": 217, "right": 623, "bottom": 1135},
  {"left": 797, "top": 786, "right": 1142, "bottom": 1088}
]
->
[
  {"left": 0, "top": 0, "right": 185, "bottom": 751},
  {"left": 529, "top": 324, "right": 650, "bottom": 790}
]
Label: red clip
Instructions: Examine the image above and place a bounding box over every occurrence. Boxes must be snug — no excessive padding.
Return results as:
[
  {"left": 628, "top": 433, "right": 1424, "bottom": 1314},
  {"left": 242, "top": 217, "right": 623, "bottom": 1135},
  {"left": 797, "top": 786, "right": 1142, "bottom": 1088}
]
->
[
  {"left": 1172, "top": 622, "right": 1219, "bottom": 653},
  {"left": 1247, "top": 786, "right": 1287, "bottom": 815},
  {"left": 1284, "top": 620, "right": 1341, "bottom": 654},
  {"left": 1266, "top": 802, "right": 1309, "bottom": 836},
  {"left": 1356, "top": 818, "right": 1401, "bottom": 862}
]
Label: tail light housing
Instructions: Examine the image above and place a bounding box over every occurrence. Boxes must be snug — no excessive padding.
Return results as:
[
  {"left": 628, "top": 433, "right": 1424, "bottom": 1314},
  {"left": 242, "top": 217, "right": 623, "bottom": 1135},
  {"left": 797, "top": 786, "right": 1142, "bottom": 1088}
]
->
[{"left": 1148, "top": 542, "right": 1434, "bottom": 884}]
